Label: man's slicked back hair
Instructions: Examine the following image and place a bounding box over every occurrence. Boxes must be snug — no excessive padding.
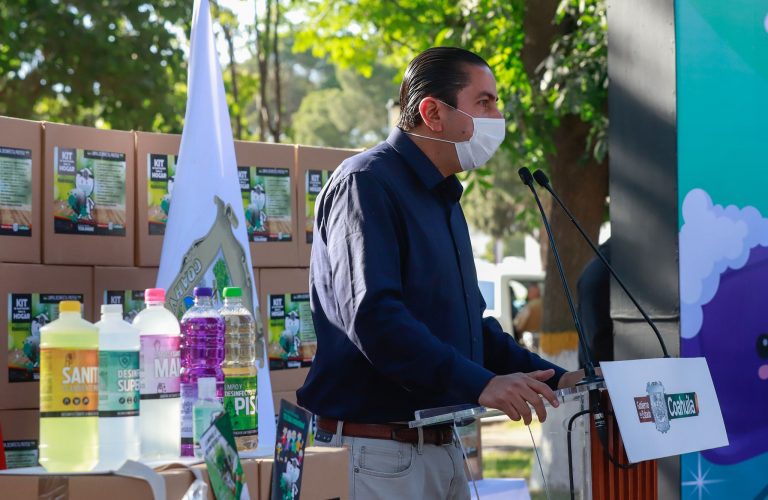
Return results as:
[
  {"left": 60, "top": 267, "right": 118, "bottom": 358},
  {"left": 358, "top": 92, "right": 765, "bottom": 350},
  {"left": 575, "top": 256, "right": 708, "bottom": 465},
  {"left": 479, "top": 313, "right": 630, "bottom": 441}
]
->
[{"left": 397, "top": 47, "right": 490, "bottom": 131}]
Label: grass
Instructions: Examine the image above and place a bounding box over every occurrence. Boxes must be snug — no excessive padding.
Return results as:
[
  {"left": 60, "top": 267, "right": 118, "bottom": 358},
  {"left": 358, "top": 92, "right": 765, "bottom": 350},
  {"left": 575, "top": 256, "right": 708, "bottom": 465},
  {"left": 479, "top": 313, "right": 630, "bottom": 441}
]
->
[{"left": 481, "top": 449, "right": 533, "bottom": 478}]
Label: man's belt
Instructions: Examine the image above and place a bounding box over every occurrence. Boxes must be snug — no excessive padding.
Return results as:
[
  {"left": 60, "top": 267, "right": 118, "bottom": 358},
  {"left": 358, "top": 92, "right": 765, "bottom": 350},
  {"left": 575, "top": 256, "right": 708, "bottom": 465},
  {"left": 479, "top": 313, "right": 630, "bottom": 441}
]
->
[{"left": 317, "top": 417, "right": 454, "bottom": 446}]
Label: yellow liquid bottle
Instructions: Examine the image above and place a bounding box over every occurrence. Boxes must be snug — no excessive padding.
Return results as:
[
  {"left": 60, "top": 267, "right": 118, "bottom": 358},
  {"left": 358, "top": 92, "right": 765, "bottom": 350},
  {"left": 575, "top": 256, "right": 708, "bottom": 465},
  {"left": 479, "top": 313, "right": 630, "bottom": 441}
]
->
[{"left": 39, "top": 300, "right": 99, "bottom": 472}]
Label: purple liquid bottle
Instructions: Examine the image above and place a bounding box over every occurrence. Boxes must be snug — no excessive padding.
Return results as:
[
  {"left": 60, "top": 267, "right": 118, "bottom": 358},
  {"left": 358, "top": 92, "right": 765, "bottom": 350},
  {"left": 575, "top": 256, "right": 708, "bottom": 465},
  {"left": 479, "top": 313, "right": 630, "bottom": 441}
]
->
[{"left": 179, "top": 287, "right": 225, "bottom": 457}]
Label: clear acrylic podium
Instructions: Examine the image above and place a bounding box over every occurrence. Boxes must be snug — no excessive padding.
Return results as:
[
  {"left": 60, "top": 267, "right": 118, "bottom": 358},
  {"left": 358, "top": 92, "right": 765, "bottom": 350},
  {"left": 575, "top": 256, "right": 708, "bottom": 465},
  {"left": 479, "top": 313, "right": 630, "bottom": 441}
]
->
[{"left": 409, "top": 381, "right": 658, "bottom": 500}]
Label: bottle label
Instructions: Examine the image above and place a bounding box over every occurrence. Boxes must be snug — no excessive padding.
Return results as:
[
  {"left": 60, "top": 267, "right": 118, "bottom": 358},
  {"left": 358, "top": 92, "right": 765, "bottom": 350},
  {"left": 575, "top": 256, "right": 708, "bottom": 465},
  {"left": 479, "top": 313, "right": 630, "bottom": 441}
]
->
[
  {"left": 181, "top": 382, "right": 197, "bottom": 447},
  {"left": 40, "top": 348, "right": 99, "bottom": 418},
  {"left": 140, "top": 335, "right": 180, "bottom": 399},
  {"left": 99, "top": 350, "right": 140, "bottom": 417},
  {"left": 224, "top": 375, "right": 258, "bottom": 437}
]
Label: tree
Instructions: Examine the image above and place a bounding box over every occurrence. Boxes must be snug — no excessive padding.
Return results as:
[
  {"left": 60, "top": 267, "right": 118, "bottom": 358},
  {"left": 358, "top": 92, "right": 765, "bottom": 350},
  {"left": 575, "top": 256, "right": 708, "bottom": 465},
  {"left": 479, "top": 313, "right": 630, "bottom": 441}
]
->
[
  {"left": 294, "top": 0, "right": 609, "bottom": 336},
  {"left": 0, "top": 1, "right": 192, "bottom": 131},
  {"left": 291, "top": 63, "right": 398, "bottom": 148}
]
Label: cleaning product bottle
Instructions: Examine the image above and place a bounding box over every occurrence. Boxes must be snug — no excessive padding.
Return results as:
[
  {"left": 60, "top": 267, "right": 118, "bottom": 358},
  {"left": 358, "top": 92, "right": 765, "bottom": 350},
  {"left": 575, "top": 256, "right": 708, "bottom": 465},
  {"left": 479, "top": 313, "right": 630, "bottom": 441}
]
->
[
  {"left": 39, "top": 300, "right": 99, "bottom": 472},
  {"left": 133, "top": 288, "right": 181, "bottom": 459},
  {"left": 179, "top": 287, "right": 224, "bottom": 456},
  {"left": 95, "top": 304, "right": 140, "bottom": 469},
  {"left": 192, "top": 377, "right": 224, "bottom": 458},
  {"left": 220, "top": 286, "right": 258, "bottom": 451}
]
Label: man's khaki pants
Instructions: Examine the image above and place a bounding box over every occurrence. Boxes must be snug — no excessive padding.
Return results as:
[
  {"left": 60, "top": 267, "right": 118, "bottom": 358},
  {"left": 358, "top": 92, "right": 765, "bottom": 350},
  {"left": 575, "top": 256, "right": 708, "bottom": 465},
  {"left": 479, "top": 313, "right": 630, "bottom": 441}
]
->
[{"left": 317, "top": 422, "right": 472, "bottom": 500}]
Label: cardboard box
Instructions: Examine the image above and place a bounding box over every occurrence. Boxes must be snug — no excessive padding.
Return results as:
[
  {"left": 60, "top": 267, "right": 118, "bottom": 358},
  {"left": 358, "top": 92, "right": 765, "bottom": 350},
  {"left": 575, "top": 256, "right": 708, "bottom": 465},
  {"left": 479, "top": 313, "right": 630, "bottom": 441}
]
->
[
  {"left": 0, "top": 409, "right": 39, "bottom": 468},
  {"left": 296, "top": 146, "right": 359, "bottom": 266},
  {"left": 135, "top": 132, "right": 181, "bottom": 267},
  {"left": 258, "top": 268, "right": 314, "bottom": 376},
  {"left": 0, "top": 117, "right": 42, "bottom": 263},
  {"left": 0, "top": 465, "right": 199, "bottom": 499},
  {"left": 270, "top": 368, "right": 309, "bottom": 393},
  {"left": 0, "top": 263, "right": 94, "bottom": 409},
  {"left": 236, "top": 141, "right": 298, "bottom": 268},
  {"left": 259, "top": 446, "right": 349, "bottom": 500},
  {"left": 42, "top": 122, "right": 135, "bottom": 266},
  {"left": 92, "top": 266, "right": 158, "bottom": 320},
  {"left": 272, "top": 390, "right": 299, "bottom": 412}
]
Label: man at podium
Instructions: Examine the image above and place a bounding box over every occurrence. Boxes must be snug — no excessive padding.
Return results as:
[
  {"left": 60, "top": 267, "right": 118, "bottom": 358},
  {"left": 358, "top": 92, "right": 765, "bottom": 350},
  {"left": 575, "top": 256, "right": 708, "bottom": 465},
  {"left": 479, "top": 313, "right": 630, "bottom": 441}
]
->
[{"left": 297, "top": 47, "right": 586, "bottom": 499}]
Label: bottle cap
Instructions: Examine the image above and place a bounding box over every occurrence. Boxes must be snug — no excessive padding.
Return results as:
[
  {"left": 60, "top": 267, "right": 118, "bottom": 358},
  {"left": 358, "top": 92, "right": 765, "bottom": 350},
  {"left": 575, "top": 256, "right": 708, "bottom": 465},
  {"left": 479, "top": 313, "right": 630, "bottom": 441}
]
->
[
  {"left": 101, "top": 304, "right": 123, "bottom": 315},
  {"left": 197, "top": 377, "right": 217, "bottom": 399},
  {"left": 145, "top": 288, "right": 166, "bottom": 303},
  {"left": 193, "top": 287, "right": 213, "bottom": 297},
  {"left": 59, "top": 301, "right": 81, "bottom": 313},
  {"left": 222, "top": 287, "right": 242, "bottom": 298}
]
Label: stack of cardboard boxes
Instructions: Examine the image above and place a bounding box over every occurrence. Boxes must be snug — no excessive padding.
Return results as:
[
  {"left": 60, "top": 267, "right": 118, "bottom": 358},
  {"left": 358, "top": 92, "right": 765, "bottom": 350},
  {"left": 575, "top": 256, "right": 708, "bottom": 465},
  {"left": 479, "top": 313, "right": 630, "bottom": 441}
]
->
[{"left": 0, "top": 116, "right": 357, "bottom": 496}]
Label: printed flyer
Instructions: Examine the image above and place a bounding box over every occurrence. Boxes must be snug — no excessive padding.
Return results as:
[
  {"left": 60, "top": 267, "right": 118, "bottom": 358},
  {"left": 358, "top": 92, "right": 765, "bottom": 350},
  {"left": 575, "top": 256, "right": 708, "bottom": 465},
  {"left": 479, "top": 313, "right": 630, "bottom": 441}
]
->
[
  {"left": 146, "top": 153, "right": 177, "bottom": 236},
  {"left": 200, "top": 412, "right": 249, "bottom": 500},
  {"left": 304, "top": 170, "right": 330, "bottom": 244},
  {"left": 7, "top": 293, "right": 84, "bottom": 382},
  {"left": 53, "top": 147, "right": 127, "bottom": 236},
  {"left": 267, "top": 293, "right": 316, "bottom": 370},
  {"left": 238, "top": 167, "right": 292, "bottom": 242},
  {"left": 272, "top": 400, "right": 311, "bottom": 500},
  {"left": 0, "top": 146, "right": 33, "bottom": 237}
]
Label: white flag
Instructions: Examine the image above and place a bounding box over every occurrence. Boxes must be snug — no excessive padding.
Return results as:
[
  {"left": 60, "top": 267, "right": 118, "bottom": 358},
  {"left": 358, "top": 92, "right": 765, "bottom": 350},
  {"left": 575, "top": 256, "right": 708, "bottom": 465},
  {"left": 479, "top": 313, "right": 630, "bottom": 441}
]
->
[{"left": 157, "top": 0, "right": 275, "bottom": 453}]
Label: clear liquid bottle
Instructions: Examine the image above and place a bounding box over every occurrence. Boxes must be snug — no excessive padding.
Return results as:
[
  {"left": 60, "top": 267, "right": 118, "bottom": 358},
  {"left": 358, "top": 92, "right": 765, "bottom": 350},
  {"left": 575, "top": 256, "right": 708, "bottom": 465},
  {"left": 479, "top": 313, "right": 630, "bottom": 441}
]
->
[
  {"left": 193, "top": 377, "right": 224, "bottom": 458},
  {"left": 220, "top": 287, "right": 258, "bottom": 452},
  {"left": 39, "top": 300, "right": 99, "bottom": 472},
  {"left": 96, "top": 304, "right": 140, "bottom": 469},
  {"left": 179, "top": 287, "right": 224, "bottom": 457},
  {"left": 132, "top": 288, "right": 181, "bottom": 460}
]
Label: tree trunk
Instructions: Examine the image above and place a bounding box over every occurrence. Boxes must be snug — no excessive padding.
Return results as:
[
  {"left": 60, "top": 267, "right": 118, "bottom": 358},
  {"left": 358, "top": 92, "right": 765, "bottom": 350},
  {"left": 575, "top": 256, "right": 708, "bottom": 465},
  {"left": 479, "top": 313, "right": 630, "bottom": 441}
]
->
[
  {"left": 270, "top": 0, "right": 282, "bottom": 142},
  {"left": 222, "top": 24, "right": 242, "bottom": 140},
  {"left": 254, "top": 1, "right": 268, "bottom": 141},
  {"left": 541, "top": 116, "right": 608, "bottom": 333}
]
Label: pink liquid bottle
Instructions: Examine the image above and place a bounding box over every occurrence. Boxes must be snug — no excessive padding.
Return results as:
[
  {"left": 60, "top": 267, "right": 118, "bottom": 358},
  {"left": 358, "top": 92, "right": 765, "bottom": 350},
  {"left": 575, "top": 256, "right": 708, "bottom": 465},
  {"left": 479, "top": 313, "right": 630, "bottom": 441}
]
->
[{"left": 179, "top": 287, "right": 225, "bottom": 456}]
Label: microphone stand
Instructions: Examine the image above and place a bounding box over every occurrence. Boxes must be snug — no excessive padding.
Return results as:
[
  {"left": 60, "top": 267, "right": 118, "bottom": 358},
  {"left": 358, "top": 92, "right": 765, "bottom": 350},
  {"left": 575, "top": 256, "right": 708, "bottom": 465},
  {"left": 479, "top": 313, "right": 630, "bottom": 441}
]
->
[
  {"left": 531, "top": 169, "right": 670, "bottom": 358},
  {"left": 518, "top": 167, "right": 607, "bottom": 500}
]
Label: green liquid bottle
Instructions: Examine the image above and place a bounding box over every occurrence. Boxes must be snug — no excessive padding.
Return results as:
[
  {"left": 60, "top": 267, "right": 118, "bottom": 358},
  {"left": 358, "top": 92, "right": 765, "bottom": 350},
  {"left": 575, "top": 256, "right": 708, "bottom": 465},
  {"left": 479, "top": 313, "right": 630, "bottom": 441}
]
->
[
  {"left": 39, "top": 300, "right": 99, "bottom": 472},
  {"left": 220, "top": 287, "right": 258, "bottom": 452}
]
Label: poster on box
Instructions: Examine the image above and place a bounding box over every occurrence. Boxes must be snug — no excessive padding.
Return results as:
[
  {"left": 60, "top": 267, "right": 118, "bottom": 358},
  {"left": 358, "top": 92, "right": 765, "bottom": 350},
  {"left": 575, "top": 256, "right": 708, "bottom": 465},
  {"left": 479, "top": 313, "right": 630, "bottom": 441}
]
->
[
  {"left": 52, "top": 147, "right": 127, "bottom": 236},
  {"left": 3, "top": 440, "right": 38, "bottom": 468},
  {"left": 200, "top": 412, "right": 250, "bottom": 500},
  {"left": 267, "top": 293, "right": 316, "bottom": 370},
  {"left": 305, "top": 170, "right": 330, "bottom": 244},
  {"left": 7, "top": 293, "right": 84, "bottom": 382},
  {"left": 146, "top": 153, "right": 177, "bottom": 236},
  {"left": 104, "top": 289, "right": 146, "bottom": 322},
  {"left": 0, "top": 146, "right": 33, "bottom": 237},
  {"left": 238, "top": 167, "right": 292, "bottom": 243},
  {"left": 272, "top": 400, "right": 310, "bottom": 500}
]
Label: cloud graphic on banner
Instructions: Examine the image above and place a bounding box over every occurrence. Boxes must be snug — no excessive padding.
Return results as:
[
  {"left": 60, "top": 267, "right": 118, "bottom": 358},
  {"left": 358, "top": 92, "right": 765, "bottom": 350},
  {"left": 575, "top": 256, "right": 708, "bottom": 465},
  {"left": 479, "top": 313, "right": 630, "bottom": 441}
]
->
[{"left": 679, "top": 189, "right": 768, "bottom": 339}]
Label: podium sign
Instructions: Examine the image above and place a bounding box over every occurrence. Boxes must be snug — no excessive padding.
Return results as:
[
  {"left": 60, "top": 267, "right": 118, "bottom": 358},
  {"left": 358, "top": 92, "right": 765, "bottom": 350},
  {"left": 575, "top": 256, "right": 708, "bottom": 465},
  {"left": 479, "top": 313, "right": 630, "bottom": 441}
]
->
[{"left": 600, "top": 357, "right": 728, "bottom": 463}]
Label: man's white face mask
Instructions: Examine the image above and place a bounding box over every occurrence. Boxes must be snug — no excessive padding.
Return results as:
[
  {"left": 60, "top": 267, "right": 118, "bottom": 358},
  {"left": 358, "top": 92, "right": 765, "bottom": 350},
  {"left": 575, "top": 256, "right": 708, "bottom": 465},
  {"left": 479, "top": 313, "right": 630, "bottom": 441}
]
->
[{"left": 407, "top": 100, "right": 506, "bottom": 171}]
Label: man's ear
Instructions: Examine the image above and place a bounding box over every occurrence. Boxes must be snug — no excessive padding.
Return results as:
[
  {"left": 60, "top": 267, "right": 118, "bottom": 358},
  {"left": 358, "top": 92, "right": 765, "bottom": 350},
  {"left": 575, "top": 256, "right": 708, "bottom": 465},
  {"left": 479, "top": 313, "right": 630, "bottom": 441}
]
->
[{"left": 418, "top": 97, "right": 444, "bottom": 132}]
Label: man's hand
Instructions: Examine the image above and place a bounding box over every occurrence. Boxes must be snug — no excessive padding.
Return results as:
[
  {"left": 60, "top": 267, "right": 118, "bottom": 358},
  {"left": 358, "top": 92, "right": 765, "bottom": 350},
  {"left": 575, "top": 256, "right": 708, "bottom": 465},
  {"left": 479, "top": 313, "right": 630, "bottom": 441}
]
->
[
  {"left": 557, "top": 367, "right": 603, "bottom": 389},
  {"left": 478, "top": 369, "right": 560, "bottom": 425}
]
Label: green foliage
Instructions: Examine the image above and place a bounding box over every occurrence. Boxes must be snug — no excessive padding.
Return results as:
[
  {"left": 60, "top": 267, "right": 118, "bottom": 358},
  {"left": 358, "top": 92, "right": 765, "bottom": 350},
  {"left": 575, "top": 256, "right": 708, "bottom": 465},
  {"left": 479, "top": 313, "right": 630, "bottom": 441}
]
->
[
  {"left": 0, "top": 0, "right": 192, "bottom": 131},
  {"left": 291, "top": 63, "right": 398, "bottom": 148},
  {"left": 294, "top": 0, "right": 608, "bottom": 231}
]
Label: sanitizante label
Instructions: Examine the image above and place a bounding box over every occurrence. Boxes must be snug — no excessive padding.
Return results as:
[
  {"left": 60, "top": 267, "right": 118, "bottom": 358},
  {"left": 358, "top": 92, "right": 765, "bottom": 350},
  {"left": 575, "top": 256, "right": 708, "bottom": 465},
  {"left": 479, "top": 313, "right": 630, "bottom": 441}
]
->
[{"left": 40, "top": 348, "right": 99, "bottom": 418}]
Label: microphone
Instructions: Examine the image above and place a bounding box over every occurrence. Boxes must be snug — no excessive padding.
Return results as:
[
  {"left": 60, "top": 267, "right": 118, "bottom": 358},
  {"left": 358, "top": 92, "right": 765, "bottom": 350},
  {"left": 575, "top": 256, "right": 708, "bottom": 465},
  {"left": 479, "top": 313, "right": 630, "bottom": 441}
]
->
[
  {"left": 517, "top": 167, "right": 602, "bottom": 384},
  {"left": 532, "top": 169, "right": 671, "bottom": 358}
]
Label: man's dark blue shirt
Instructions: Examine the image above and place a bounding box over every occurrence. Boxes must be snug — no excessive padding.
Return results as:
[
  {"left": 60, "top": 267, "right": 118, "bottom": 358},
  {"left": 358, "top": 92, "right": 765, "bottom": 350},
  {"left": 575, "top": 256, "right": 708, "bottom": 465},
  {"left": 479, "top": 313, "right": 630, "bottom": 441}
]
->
[{"left": 297, "top": 128, "right": 565, "bottom": 423}]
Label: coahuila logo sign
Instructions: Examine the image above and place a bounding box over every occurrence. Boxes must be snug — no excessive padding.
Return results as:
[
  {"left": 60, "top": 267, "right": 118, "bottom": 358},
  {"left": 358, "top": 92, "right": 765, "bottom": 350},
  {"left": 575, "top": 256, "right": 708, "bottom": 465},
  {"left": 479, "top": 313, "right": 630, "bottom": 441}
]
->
[{"left": 634, "top": 381, "right": 699, "bottom": 434}]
